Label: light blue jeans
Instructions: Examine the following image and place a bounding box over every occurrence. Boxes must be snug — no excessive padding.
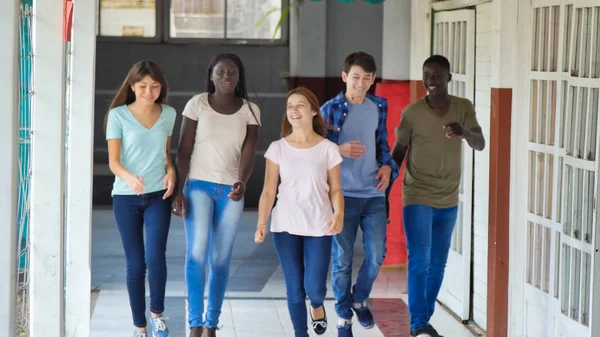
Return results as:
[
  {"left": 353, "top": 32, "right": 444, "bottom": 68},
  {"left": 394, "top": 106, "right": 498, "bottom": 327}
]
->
[
  {"left": 332, "top": 196, "right": 388, "bottom": 320},
  {"left": 184, "top": 179, "right": 244, "bottom": 328}
]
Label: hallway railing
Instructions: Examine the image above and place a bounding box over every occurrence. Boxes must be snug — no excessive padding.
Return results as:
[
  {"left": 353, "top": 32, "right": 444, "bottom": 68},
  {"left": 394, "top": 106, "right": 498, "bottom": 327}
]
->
[{"left": 17, "top": 1, "right": 33, "bottom": 336}]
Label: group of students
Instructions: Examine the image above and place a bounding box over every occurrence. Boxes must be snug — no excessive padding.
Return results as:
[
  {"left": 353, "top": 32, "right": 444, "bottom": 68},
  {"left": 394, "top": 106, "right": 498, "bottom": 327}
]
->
[{"left": 105, "top": 50, "right": 485, "bottom": 337}]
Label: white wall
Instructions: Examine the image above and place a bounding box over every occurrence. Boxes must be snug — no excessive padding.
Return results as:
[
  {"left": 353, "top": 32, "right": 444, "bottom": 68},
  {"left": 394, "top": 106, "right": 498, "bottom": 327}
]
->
[{"left": 472, "top": 2, "right": 493, "bottom": 330}]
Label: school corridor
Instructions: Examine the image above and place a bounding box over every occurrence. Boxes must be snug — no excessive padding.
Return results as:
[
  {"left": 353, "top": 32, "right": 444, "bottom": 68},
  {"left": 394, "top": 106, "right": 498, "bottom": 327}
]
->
[{"left": 3, "top": 0, "right": 600, "bottom": 337}]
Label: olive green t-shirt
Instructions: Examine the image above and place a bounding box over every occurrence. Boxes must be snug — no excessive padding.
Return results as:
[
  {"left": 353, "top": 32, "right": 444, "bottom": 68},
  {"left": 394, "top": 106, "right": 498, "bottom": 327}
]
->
[{"left": 395, "top": 96, "right": 481, "bottom": 208}]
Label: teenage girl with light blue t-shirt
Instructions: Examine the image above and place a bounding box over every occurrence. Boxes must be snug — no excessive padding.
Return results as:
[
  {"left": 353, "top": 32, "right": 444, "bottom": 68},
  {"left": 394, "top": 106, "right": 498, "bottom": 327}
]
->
[{"left": 105, "top": 60, "right": 176, "bottom": 337}]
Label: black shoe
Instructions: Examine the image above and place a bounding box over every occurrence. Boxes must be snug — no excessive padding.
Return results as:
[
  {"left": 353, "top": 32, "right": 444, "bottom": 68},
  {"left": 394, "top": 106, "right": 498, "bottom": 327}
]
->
[
  {"left": 427, "top": 324, "right": 442, "bottom": 337},
  {"left": 351, "top": 301, "right": 375, "bottom": 329},
  {"left": 411, "top": 326, "right": 433, "bottom": 337},
  {"left": 309, "top": 306, "right": 327, "bottom": 335}
]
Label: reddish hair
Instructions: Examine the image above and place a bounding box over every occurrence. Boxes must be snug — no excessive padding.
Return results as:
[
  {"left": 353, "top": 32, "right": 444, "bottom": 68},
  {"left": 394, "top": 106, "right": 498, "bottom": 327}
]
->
[{"left": 281, "top": 87, "right": 327, "bottom": 137}]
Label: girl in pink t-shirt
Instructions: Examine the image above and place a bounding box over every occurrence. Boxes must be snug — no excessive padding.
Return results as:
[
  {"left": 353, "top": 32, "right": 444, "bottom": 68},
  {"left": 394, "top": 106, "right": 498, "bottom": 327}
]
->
[{"left": 255, "top": 87, "right": 344, "bottom": 337}]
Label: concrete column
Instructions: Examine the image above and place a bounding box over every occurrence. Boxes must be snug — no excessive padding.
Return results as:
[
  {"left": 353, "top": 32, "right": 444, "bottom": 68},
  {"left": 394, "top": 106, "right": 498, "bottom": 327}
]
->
[
  {"left": 289, "top": 0, "right": 328, "bottom": 102},
  {"left": 64, "top": 0, "right": 98, "bottom": 336},
  {"left": 30, "top": 0, "right": 67, "bottom": 335},
  {"left": 290, "top": 0, "right": 327, "bottom": 78},
  {"left": 382, "top": 0, "right": 411, "bottom": 81}
]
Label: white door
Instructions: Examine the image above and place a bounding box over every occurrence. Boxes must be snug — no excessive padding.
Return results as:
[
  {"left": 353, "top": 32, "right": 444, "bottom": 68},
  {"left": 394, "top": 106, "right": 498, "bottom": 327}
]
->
[
  {"left": 431, "top": 9, "right": 476, "bottom": 321},
  {"left": 516, "top": 1, "right": 600, "bottom": 336}
]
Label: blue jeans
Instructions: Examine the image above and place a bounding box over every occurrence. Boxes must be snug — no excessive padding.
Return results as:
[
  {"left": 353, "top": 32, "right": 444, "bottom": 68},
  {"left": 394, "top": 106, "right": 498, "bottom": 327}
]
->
[
  {"left": 274, "top": 232, "right": 332, "bottom": 337},
  {"left": 332, "top": 196, "right": 387, "bottom": 320},
  {"left": 184, "top": 179, "right": 244, "bottom": 328},
  {"left": 403, "top": 204, "right": 458, "bottom": 331},
  {"left": 112, "top": 190, "right": 172, "bottom": 328}
]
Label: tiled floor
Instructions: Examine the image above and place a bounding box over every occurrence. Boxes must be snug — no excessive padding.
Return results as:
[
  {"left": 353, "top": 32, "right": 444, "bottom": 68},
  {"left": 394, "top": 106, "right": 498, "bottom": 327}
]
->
[{"left": 90, "top": 209, "right": 476, "bottom": 337}]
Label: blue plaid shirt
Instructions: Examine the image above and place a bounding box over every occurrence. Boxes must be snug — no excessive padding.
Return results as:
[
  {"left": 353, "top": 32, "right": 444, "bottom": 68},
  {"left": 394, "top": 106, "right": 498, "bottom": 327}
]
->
[{"left": 320, "top": 91, "right": 399, "bottom": 181}]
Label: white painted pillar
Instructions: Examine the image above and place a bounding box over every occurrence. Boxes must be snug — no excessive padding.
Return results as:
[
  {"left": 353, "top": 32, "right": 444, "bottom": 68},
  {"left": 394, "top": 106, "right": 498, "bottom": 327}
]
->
[
  {"left": 64, "top": 0, "right": 97, "bottom": 336},
  {"left": 0, "top": 2, "right": 20, "bottom": 336},
  {"left": 486, "top": 0, "right": 521, "bottom": 336},
  {"left": 29, "top": 0, "right": 67, "bottom": 336},
  {"left": 490, "top": 0, "right": 518, "bottom": 89},
  {"left": 382, "top": 0, "right": 411, "bottom": 80},
  {"left": 289, "top": 0, "right": 327, "bottom": 78},
  {"left": 409, "top": 0, "right": 431, "bottom": 80}
]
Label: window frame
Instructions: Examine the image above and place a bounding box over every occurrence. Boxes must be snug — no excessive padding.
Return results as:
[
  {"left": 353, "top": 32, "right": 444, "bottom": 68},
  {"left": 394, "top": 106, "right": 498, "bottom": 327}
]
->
[{"left": 97, "top": 0, "right": 289, "bottom": 45}]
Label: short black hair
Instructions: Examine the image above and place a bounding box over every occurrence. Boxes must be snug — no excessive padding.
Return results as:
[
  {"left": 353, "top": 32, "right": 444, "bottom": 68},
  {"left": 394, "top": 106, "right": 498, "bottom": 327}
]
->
[
  {"left": 423, "top": 55, "right": 451, "bottom": 72},
  {"left": 344, "top": 51, "right": 377, "bottom": 74}
]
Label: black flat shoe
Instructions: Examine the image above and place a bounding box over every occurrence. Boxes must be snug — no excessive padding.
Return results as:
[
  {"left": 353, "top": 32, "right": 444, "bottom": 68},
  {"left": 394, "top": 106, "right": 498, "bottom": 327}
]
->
[{"left": 310, "top": 306, "right": 328, "bottom": 335}]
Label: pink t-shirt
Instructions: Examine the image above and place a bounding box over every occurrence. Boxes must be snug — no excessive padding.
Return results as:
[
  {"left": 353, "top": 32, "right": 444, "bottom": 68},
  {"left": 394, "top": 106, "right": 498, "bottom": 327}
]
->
[{"left": 264, "top": 138, "right": 343, "bottom": 237}]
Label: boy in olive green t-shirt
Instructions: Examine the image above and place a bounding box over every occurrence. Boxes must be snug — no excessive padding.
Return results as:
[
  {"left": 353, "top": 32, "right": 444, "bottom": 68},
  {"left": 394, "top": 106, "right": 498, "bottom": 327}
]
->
[{"left": 392, "top": 55, "right": 486, "bottom": 337}]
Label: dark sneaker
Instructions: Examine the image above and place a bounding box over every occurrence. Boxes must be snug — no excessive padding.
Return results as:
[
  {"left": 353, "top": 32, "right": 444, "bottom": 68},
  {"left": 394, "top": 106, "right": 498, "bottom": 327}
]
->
[
  {"left": 337, "top": 322, "right": 354, "bottom": 337},
  {"left": 411, "top": 327, "right": 433, "bottom": 337},
  {"left": 309, "top": 306, "right": 327, "bottom": 335},
  {"left": 427, "top": 324, "right": 442, "bottom": 337},
  {"left": 351, "top": 301, "right": 375, "bottom": 329}
]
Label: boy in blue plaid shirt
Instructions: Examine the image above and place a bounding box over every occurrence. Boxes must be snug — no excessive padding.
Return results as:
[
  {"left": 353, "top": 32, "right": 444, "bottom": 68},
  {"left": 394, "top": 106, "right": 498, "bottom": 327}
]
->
[{"left": 320, "top": 51, "right": 398, "bottom": 337}]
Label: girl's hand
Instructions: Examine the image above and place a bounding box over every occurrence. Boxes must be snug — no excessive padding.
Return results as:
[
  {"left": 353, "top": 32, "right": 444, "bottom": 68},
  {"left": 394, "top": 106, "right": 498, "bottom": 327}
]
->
[
  {"left": 126, "top": 174, "right": 145, "bottom": 195},
  {"left": 327, "top": 212, "right": 344, "bottom": 235},
  {"left": 163, "top": 169, "right": 176, "bottom": 199},
  {"left": 255, "top": 224, "right": 267, "bottom": 243}
]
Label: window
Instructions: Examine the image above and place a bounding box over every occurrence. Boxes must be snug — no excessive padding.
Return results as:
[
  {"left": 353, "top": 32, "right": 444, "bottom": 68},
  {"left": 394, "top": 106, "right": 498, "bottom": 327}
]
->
[
  {"left": 98, "top": 0, "right": 286, "bottom": 42},
  {"left": 99, "top": 0, "right": 157, "bottom": 38}
]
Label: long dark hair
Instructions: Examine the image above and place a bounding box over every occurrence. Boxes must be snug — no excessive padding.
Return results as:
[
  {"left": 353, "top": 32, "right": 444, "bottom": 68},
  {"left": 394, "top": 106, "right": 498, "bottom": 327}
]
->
[
  {"left": 205, "top": 53, "right": 260, "bottom": 126},
  {"left": 281, "top": 87, "right": 326, "bottom": 137},
  {"left": 104, "top": 60, "right": 168, "bottom": 133}
]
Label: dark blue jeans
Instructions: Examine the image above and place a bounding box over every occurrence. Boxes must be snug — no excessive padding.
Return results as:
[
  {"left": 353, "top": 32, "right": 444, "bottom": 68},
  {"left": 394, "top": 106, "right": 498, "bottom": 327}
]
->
[
  {"left": 332, "top": 196, "right": 387, "bottom": 320},
  {"left": 113, "top": 190, "right": 172, "bottom": 328},
  {"left": 403, "top": 204, "right": 458, "bottom": 331},
  {"left": 274, "top": 232, "right": 332, "bottom": 337}
]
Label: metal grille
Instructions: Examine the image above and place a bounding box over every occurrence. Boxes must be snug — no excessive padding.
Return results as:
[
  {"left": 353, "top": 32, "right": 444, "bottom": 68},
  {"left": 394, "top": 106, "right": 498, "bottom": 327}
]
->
[{"left": 16, "top": 2, "right": 34, "bottom": 336}]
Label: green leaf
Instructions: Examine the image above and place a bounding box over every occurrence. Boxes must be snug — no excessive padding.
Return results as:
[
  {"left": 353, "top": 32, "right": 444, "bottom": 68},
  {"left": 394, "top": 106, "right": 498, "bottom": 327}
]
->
[
  {"left": 253, "top": 6, "right": 282, "bottom": 30},
  {"left": 271, "top": 3, "right": 292, "bottom": 40},
  {"left": 254, "top": 0, "right": 303, "bottom": 41}
]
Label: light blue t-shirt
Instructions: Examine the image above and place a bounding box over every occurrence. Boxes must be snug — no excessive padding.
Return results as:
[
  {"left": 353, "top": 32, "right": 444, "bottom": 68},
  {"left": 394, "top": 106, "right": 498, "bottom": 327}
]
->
[
  {"left": 338, "top": 98, "right": 383, "bottom": 198},
  {"left": 106, "top": 104, "right": 177, "bottom": 196}
]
